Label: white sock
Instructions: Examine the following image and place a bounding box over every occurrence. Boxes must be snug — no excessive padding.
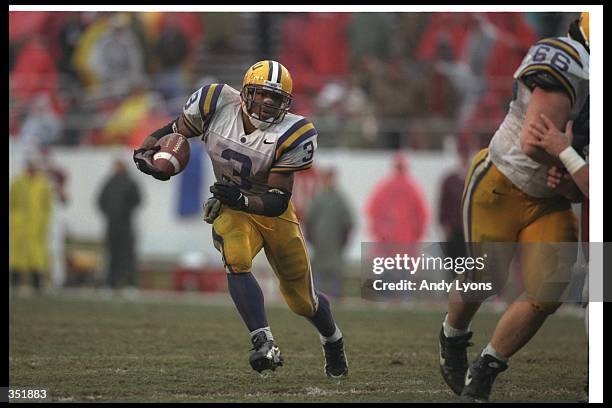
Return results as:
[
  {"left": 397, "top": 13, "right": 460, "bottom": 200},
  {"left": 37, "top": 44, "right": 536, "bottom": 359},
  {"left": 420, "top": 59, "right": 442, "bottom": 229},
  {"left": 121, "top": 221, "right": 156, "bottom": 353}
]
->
[
  {"left": 250, "top": 327, "right": 274, "bottom": 342},
  {"left": 443, "top": 314, "right": 470, "bottom": 338},
  {"left": 481, "top": 342, "right": 508, "bottom": 363},
  {"left": 320, "top": 325, "right": 342, "bottom": 345}
]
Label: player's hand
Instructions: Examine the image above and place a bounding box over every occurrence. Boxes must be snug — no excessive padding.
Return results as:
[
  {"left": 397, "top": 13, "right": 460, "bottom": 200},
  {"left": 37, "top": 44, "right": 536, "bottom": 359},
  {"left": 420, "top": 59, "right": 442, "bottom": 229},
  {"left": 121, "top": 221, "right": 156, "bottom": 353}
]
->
[
  {"left": 527, "top": 114, "right": 574, "bottom": 157},
  {"left": 546, "top": 166, "right": 581, "bottom": 202},
  {"left": 210, "top": 182, "right": 248, "bottom": 210},
  {"left": 546, "top": 166, "right": 564, "bottom": 189},
  {"left": 203, "top": 197, "right": 222, "bottom": 224},
  {"left": 133, "top": 146, "right": 170, "bottom": 181}
]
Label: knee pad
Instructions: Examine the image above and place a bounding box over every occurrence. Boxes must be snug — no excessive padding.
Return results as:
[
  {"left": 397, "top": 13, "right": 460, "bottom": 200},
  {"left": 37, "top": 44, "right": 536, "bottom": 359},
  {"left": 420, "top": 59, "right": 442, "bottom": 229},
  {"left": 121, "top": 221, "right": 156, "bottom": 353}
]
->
[{"left": 223, "top": 248, "right": 253, "bottom": 273}]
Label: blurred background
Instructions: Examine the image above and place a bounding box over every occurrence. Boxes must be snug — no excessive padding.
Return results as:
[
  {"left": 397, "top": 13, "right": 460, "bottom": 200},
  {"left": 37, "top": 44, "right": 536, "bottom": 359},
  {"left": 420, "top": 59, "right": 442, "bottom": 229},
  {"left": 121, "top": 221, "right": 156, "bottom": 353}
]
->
[{"left": 9, "top": 10, "right": 580, "bottom": 300}]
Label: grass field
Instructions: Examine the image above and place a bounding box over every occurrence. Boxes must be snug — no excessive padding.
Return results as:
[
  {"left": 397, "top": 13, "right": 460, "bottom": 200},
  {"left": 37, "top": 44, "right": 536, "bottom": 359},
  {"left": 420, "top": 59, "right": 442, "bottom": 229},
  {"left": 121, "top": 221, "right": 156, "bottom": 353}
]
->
[{"left": 9, "top": 291, "right": 588, "bottom": 403}]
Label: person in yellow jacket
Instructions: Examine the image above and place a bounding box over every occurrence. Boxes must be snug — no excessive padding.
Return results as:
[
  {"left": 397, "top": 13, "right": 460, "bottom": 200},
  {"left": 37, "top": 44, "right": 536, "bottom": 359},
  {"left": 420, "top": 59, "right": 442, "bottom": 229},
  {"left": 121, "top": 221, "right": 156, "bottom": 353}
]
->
[{"left": 9, "top": 159, "right": 53, "bottom": 292}]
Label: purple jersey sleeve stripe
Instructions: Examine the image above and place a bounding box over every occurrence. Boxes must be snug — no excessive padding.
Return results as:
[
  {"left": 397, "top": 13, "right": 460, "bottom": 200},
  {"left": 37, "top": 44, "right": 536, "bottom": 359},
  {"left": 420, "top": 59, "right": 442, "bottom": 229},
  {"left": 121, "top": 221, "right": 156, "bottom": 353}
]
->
[{"left": 276, "top": 118, "right": 309, "bottom": 151}]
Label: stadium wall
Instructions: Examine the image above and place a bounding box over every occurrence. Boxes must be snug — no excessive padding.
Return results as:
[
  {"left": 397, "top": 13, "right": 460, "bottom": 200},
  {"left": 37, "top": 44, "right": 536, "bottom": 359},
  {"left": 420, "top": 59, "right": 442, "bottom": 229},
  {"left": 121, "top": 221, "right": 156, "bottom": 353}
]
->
[{"left": 9, "top": 142, "right": 460, "bottom": 264}]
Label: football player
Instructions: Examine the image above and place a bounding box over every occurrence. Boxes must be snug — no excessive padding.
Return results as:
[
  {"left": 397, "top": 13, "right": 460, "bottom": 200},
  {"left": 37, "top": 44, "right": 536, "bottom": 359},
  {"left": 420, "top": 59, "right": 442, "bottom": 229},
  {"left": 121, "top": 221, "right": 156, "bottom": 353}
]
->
[
  {"left": 438, "top": 13, "right": 589, "bottom": 402},
  {"left": 528, "top": 111, "right": 590, "bottom": 350},
  {"left": 133, "top": 60, "right": 348, "bottom": 377}
]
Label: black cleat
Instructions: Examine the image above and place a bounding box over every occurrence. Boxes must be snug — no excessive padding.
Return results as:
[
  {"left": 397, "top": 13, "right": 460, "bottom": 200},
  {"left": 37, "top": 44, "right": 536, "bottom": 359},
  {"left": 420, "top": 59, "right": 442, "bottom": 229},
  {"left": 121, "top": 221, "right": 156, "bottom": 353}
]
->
[
  {"left": 439, "top": 327, "right": 474, "bottom": 395},
  {"left": 460, "top": 353, "right": 508, "bottom": 402},
  {"left": 249, "top": 331, "right": 283, "bottom": 373},
  {"left": 323, "top": 337, "right": 348, "bottom": 378}
]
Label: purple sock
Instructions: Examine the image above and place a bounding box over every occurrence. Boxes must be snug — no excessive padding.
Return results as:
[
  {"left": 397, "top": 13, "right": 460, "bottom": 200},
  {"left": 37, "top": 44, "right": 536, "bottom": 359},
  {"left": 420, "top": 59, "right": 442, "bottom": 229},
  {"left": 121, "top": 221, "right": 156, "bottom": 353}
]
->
[
  {"left": 227, "top": 273, "right": 268, "bottom": 332},
  {"left": 307, "top": 292, "right": 337, "bottom": 338}
]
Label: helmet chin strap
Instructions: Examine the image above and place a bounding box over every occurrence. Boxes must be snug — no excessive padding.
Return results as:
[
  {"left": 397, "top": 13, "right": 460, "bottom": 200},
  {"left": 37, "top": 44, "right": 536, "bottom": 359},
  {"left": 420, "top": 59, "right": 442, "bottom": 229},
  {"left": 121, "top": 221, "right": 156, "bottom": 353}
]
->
[{"left": 241, "top": 103, "right": 273, "bottom": 131}]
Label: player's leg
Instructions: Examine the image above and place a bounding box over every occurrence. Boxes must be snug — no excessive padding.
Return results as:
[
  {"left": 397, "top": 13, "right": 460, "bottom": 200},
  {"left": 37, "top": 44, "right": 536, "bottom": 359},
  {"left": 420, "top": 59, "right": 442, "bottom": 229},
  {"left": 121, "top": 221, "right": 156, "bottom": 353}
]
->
[
  {"left": 441, "top": 151, "right": 517, "bottom": 395},
  {"left": 262, "top": 219, "right": 348, "bottom": 377},
  {"left": 488, "top": 208, "right": 578, "bottom": 357},
  {"left": 212, "top": 208, "right": 282, "bottom": 373},
  {"left": 461, "top": 208, "right": 577, "bottom": 402},
  {"left": 445, "top": 149, "right": 493, "bottom": 332}
]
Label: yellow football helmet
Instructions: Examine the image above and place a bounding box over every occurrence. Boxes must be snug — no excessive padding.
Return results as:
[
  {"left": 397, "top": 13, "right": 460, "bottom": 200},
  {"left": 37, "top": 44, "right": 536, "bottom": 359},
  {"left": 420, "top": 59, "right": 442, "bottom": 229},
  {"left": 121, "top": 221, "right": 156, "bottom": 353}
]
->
[
  {"left": 579, "top": 12, "right": 589, "bottom": 47},
  {"left": 241, "top": 60, "right": 293, "bottom": 129},
  {"left": 569, "top": 12, "right": 590, "bottom": 51}
]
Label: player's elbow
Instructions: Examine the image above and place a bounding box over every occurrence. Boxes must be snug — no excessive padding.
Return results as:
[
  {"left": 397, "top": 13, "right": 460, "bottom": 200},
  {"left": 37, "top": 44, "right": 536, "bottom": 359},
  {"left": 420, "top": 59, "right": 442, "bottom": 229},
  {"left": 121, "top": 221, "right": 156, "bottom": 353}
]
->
[{"left": 261, "top": 189, "right": 291, "bottom": 217}]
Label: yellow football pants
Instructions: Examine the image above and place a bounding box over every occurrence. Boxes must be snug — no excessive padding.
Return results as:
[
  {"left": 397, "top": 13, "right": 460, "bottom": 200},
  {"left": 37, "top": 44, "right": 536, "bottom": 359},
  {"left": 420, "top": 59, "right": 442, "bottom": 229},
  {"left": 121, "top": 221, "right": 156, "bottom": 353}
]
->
[
  {"left": 212, "top": 202, "right": 318, "bottom": 318},
  {"left": 461, "top": 148, "right": 578, "bottom": 314}
]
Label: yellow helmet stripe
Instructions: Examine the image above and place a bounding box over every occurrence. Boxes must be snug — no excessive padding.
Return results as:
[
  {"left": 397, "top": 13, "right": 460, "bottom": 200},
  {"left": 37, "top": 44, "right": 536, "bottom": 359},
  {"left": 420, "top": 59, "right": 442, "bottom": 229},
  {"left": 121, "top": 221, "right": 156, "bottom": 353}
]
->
[{"left": 275, "top": 122, "right": 315, "bottom": 160}]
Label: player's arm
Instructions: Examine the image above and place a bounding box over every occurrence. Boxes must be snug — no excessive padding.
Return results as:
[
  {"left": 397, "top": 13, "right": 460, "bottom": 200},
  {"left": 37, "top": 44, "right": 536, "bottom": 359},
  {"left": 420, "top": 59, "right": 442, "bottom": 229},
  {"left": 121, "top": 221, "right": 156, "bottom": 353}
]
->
[
  {"left": 210, "top": 173, "right": 294, "bottom": 217},
  {"left": 137, "top": 115, "right": 199, "bottom": 151},
  {"left": 563, "top": 164, "right": 588, "bottom": 198},
  {"left": 546, "top": 165, "right": 588, "bottom": 200},
  {"left": 528, "top": 112, "right": 588, "bottom": 198},
  {"left": 133, "top": 108, "right": 201, "bottom": 180},
  {"left": 133, "top": 117, "right": 179, "bottom": 180},
  {"left": 247, "top": 172, "right": 294, "bottom": 216},
  {"left": 520, "top": 87, "right": 571, "bottom": 167}
]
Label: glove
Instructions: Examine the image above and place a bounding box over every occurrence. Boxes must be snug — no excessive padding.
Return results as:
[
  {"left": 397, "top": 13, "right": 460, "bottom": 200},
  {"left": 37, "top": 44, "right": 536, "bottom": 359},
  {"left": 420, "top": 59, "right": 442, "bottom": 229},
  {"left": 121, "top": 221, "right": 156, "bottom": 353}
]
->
[
  {"left": 133, "top": 146, "right": 170, "bottom": 181},
  {"left": 203, "top": 197, "right": 222, "bottom": 224},
  {"left": 210, "top": 182, "right": 248, "bottom": 210}
]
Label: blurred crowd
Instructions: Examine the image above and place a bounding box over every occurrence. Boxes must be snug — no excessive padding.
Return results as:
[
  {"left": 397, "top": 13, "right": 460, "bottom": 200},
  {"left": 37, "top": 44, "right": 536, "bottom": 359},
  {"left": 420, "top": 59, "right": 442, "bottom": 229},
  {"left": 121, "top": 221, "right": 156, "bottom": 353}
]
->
[
  {"left": 9, "top": 11, "right": 575, "bottom": 152},
  {"left": 8, "top": 11, "right": 578, "bottom": 297}
]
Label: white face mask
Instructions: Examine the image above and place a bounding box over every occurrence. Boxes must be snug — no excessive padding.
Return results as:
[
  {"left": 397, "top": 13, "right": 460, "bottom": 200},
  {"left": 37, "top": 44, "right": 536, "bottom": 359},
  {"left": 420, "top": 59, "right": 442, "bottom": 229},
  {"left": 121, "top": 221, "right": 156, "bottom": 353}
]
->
[{"left": 241, "top": 103, "right": 273, "bottom": 131}]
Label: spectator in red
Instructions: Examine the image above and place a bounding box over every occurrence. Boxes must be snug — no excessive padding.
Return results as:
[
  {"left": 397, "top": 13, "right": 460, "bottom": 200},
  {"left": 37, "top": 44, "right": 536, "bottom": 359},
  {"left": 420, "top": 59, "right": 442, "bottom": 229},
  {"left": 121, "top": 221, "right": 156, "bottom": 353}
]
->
[
  {"left": 278, "top": 13, "right": 315, "bottom": 115},
  {"left": 279, "top": 12, "right": 351, "bottom": 115},
  {"left": 9, "top": 11, "right": 70, "bottom": 64},
  {"left": 483, "top": 13, "right": 536, "bottom": 95},
  {"left": 365, "top": 152, "right": 430, "bottom": 245},
  {"left": 416, "top": 13, "right": 475, "bottom": 117},
  {"left": 9, "top": 11, "right": 51, "bottom": 46},
  {"left": 417, "top": 13, "right": 477, "bottom": 63},
  {"left": 10, "top": 35, "right": 59, "bottom": 107},
  {"left": 157, "top": 12, "right": 204, "bottom": 66}
]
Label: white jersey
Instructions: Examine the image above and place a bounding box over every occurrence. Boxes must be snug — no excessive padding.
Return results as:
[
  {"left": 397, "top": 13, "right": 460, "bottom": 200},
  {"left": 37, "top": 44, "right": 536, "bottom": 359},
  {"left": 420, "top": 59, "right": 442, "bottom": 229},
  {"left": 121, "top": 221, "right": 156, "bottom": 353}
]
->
[
  {"left": 488, "top": 36, "right": 589, "bottom": 198},
  {"left": 181, "top": 83, "right": 317, "bottom": 195}
]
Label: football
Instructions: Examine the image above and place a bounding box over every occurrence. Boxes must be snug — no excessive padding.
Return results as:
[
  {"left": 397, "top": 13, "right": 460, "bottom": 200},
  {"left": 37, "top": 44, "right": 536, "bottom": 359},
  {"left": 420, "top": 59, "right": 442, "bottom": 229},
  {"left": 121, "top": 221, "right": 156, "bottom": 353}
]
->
[{"left": 153, "top": 133, "right": 191, "bottom": 177}]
